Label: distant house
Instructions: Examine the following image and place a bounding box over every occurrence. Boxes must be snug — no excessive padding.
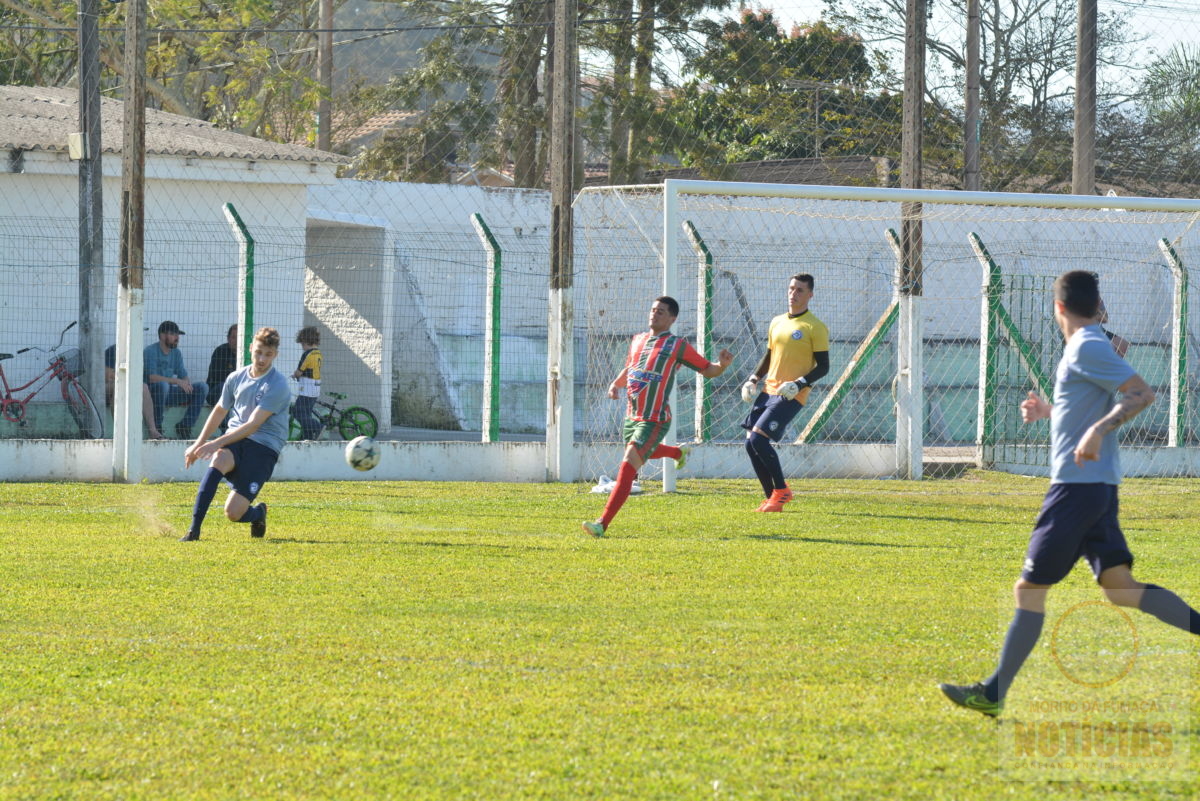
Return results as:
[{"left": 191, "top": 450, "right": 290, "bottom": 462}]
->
[{"left": 335, "top": 109, "right": 424, "bottom": 154}]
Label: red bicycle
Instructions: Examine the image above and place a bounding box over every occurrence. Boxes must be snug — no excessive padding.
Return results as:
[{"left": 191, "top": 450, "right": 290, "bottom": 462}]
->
[{"left": 0, "top": 321, "right": 104, "bottom": 439}]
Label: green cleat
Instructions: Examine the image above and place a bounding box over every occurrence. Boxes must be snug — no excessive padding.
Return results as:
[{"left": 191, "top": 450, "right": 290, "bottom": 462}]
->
[
  {"left": 581, "top": 520, "right": 605, "bottom": 538},
  {"left": 675, "top": 446, "right": 690, "bottom": 471},
  {"left": 939, "top": 682, "right": 1003, "bottom": 717}
]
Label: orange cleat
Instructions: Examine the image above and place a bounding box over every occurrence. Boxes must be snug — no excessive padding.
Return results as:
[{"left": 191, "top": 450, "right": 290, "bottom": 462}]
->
[{"left": 760, "top": 488, "right": 794, "bottom": 512}]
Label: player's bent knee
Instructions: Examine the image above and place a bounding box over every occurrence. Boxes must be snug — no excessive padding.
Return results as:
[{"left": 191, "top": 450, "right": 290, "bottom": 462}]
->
[
  {"left": 211, "top": 449, "right": 234, "bottom": 473},
  {"left": 1102, "top": 587, "right": 1142, "bottom": 607}
]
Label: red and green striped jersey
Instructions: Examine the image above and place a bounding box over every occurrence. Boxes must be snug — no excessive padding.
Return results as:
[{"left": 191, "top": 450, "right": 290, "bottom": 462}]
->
[{"left": 623, "top": 331, "right": 711, "bottom": 422}]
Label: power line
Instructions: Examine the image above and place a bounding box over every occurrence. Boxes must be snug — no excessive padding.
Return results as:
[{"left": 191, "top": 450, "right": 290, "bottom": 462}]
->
[{"left": 0, "top": 15, "right": 674, "bottom": 36}]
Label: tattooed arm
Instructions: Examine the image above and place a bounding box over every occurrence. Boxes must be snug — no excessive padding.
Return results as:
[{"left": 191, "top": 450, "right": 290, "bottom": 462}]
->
[{"left": 1074, "top": 374, "right": 1156, "bottom": 466}]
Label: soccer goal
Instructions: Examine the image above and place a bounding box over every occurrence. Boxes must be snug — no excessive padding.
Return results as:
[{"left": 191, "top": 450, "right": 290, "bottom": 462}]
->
[{"left": 573, "top": 180, "right": 1200, "bottom": 483}]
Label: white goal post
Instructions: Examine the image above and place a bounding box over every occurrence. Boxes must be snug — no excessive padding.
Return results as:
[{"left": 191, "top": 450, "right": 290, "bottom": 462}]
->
[{"left": 571, "top": 179, "right": 1200, "bottom": 484}]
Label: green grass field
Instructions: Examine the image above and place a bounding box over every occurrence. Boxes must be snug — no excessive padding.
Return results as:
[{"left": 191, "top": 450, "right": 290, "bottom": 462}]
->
[{"left": 2, "top": 473, "right": 1198, "bottom": 800}]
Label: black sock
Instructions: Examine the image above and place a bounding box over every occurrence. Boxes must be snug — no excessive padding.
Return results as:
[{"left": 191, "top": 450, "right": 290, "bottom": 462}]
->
[
  {"left": 1139, "top": 583, "right": 1200, "bottom": 634},
  {"left": 749, "top": 433, "right": 786, "bottom": 491},
  {"left": 238, "top": 503, "right": 265, "bottom": 524},
  {"left": 983, "top": 608, "right": 1045, "bottom": 703},
  {"left": 744, "top": 439, "right": 773, "bottom": 497},
  {"left": 189, "top": 467, "right": 224, "bottom": 535}
]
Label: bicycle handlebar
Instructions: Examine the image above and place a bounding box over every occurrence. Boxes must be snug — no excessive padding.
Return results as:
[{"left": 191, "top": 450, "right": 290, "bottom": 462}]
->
[
  {"left": 56, "top": 321, "right": 77, "bottom": 349},
  {"left": 8, "top": 321, "right": 79, "bottom": 358}
]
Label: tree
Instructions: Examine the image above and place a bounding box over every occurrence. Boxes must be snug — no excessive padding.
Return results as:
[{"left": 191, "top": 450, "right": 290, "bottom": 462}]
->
[
  {"left": 1139, "top": 45, "right": 1200, "bottom": 172},
  {"left": 826, "top": 0, "right": 1140, "bottom": 191},
  {"left": 0, "top": 0, "right": 330, "bottom": 143},
  {"left": 654, "top": 10, "right": 899, "bottom": 174}
]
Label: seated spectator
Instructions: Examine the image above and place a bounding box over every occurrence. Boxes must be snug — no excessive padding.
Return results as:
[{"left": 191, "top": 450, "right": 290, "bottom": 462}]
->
[
  {"left": 104, "top": 344, "right": 166, "bottom": 440},
  {"left": 144, "top": 321, "right": 208, "bottom": 439}
]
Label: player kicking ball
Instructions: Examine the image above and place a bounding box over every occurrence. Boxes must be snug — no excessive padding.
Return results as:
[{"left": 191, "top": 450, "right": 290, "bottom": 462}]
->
[
  {"left": 940, "top": 270, "right": 1200, "bottom": 716},
  {"left": 180, "top": 327, "right": 291, "bottom": 542},
  {"left": 582, "top": 296, "right": 733, "bottom": 537}
]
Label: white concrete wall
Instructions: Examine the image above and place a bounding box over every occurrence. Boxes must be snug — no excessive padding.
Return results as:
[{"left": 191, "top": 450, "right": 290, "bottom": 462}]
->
[
  {"left": 0, "top": 439, "right": 547, "bottom": 482},
  {"left": 0, "top": 439, "right": 898, "bottom": 482},
  {"left": 304, "top": 223, "right": 393, "bottom": 425}
]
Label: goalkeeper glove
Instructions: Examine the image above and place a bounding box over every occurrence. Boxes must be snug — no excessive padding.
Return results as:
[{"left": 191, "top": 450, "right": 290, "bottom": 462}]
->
[
  {"left": 778, "top": 377, "right": 808, "bottom": 401},
  {"left": 740, "top": 378, "right": 759, "bottom": 403}
]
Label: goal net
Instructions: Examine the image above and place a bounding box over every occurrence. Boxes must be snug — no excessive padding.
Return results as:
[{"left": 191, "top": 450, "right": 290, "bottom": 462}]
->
[{"left": 573, "top": 181, "right": 1200, "bottom": 482}]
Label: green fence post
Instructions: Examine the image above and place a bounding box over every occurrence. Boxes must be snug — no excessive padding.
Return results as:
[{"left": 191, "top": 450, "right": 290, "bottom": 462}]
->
[
  {"left": 1160, "top": 238, "right": 1188, "bottom": 447},
  {"left": 222, "top": 203, "right": 254, "bottom": 366},
  {"left": 683, "top": 221, "right": 714, "bottom": 441},
  {"left": 471, "top": 213, "right": 502, "bottom": 443},
  {"left": 969, "top": 233, "right": 1055, "bottom": 466}
]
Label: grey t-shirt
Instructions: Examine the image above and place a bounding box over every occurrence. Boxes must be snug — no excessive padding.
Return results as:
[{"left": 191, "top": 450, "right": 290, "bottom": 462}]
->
[
  {"left": 220, "top": 365, "right": 291, "bottom": 454},
  {"left": 1050, "top": 324, "right": 1137, "bottom": 484}
]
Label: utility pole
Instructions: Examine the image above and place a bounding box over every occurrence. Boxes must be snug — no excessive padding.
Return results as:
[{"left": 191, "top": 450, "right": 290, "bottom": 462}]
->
[
  {"left": 898, "top": 0, "right": 926, "bottom": 480},
  {"left": 964, "top": 0, "right": 981, "bottom": 191},
  {"left": 546, "top": 0, "right": 577, "bottom": 482},
  {"left": 900, "top": 0, "right": 925, "bottom": 290},
  {"left": 1073, "top": 0, "right": 1097, "bottom": 194},
  {"left": 77, "top": 0, "right": 105, "bottom": 424},
  {"left": 114, "top": 0, "right": 147, "bottom": 481},
  {"left": 317, "top": 0, "right": 333, "bottom": 151}
]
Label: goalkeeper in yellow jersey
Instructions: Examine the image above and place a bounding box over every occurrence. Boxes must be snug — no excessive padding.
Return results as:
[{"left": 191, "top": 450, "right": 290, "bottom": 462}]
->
[{"left": 739, "top": 274, "right": 830, "bottom": 512}]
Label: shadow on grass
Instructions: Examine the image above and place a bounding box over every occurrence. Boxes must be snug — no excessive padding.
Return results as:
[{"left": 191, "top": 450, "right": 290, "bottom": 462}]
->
[
  {"left": 739, "top": 533, "right": 946, "bottom": 548},
  {"left": 833, "top": 511, "right": 1010, "bottom": 525},
  {"left": 265, "top": 537, "right": 556, "bottom": 552}
]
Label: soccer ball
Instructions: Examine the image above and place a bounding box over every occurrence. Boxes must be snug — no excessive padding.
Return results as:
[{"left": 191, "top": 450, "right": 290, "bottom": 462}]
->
[{"left": 345, "top": 435, "right": 381, "bottom": 471}]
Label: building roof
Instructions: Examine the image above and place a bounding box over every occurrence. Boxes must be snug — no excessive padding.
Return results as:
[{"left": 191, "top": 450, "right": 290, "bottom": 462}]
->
[
  {"left": 337, "top": 109, "right": 423, "bottom": 149},
  {"left": 0, "top": 85, "right": 346, "bottom": 164}
]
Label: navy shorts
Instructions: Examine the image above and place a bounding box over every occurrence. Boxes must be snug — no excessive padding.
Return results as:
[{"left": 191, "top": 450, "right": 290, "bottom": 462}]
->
[
  {"left": 223, "top": 438, "right": 279, "bottom": 502},
  {"left": 1021, "top": 483, "right": 1134, "bottom": 585},
  {"left": 741, "top": 393, "right": 803, "bottom": 443}
]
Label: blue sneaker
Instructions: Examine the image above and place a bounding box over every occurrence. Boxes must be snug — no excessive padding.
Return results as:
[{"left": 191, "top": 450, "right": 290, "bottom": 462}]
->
[
  {"left": 939, "top": 682, "right": 1002, "bottom": 717},
  {"left": 581, "top": 520, "right": 605, "bottom": 537}
]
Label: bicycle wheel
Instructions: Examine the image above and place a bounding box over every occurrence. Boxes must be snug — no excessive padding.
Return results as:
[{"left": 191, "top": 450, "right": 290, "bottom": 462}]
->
[
  {"left": 62, "top": 379, "right": 104, "bottom": 439},
  {"left": 338, "top": 406, "right": 378, "bottom": 440}
]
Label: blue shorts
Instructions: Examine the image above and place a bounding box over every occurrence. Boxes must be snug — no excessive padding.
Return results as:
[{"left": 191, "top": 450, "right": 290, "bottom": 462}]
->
[
  {"left": 1021, "top": 483, "right": 1134, "bottom": 585},
  {"left": 223, "top": 438, "right": 279, "bottom": 502},
  {"left": 741, "top": 393, "right": 803, "bottom": 443}
]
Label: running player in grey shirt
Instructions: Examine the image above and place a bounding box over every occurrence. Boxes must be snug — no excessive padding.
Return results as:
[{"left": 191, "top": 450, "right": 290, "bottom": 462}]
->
[{"left": 940, "top": 270, "right": 1200, "bottom": 716}]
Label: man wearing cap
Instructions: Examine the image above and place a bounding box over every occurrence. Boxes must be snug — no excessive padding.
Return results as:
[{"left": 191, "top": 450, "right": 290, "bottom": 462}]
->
[{"left": 145, "top": 321, "right": 208, "bottom": 439}]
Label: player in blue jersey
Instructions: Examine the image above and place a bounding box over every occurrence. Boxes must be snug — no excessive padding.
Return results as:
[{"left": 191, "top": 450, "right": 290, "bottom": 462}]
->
[
  {"left": 940, "top": 271, "right": 1200, "bottom": 716},
  {"left": 180, "top": 327, "right": 292, "bottom": 542}
]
